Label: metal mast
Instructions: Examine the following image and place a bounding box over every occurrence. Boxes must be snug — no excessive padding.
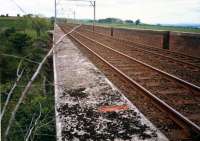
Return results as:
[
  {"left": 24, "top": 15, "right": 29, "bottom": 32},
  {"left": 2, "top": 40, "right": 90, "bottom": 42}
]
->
[{"left": 55, "top": 0, "right": 57, "bottom": 24}]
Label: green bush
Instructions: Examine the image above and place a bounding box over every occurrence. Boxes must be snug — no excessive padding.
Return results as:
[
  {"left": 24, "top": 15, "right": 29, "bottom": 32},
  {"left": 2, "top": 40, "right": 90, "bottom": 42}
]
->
[
  {"left": 0, "top": 17, "right": 55, "bottom": 141},
  {"left": 8, "top": 32, "right": 32, "bottom": 53}
]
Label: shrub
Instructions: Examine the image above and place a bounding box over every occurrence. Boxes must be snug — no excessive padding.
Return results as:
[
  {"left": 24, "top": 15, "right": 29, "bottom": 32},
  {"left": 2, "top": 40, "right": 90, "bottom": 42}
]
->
[{"left": 8, "top": 32, "right": 32, "bottom": 53}]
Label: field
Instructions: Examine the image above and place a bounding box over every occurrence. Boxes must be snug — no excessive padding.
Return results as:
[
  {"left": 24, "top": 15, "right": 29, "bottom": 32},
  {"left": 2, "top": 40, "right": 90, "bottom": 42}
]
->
[
  {"left": 0, "top": 17, "right": 27, "bottom": 28},
  {"left": 79, "top": 20, "right": 200, "bottom": 33}
]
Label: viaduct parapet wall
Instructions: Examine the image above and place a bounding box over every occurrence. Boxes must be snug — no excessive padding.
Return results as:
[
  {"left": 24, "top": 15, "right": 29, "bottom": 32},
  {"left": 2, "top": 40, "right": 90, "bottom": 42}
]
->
[{"left": 80, "top": 24, "right": 200, "bottom": 58}]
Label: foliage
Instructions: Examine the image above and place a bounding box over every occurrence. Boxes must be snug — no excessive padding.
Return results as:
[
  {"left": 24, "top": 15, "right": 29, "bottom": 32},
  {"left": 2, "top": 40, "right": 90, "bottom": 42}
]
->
[
  {"left": 135, "top": 19, "right": 141, "bottom": 25},
  {"left": 125, "top": 20, "right": 134, "bottom": 23},
  {"left": 50, "top": 17, "right": 55, "bottom": 26},
  {"left": 31, "top": 16, "right": 51, "bottom": 36},
  {"left": 0, "top": 16, "right": 53, "bottom": 35},
  {"left": 0, "top": 17, "right": 55, "bottom": 141},
  {"left": 98, "top": 18, "right": 123, "bottom": 24},
  {"left": 8, "top": 32, "right": 32, "bottom": 53},
  {"left": 0, "top": 18, "right": 28, "bottom": 31},
  {"left": 4, "top": 27, "right": 16, "bottom": 37}
]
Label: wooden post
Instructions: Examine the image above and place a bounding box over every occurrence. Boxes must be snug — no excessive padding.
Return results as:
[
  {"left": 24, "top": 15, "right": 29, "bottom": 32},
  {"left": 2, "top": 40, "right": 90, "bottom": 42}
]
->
[
  {"left": 163, "top": 31, "right": 170, "bottom": 49},
  {"left": 111, "top": 27, "right": 113, "bottom": 36}
]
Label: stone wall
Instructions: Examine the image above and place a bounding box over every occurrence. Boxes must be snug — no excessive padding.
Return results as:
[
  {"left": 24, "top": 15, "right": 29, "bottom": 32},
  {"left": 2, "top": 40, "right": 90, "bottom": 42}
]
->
[
  {"left": 81, "top": 24, "right": 200, "bottom": 57},
  {"left": 169, "top": 32, "right": 200, "bottom": 57},
  {"left": 113, "top": 28, "right": 168, "bottom": 48}
]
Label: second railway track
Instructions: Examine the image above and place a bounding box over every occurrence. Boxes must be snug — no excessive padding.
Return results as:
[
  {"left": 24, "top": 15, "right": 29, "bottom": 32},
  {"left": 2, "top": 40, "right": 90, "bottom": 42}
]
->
[
  {"left": 80, "top": 26, "right": 200, "bottom": 66},
  {"left": 76, "top": 28, "right": 200, "bottom": 86},
  {"left": 60, "top": 25, "right": 200, "bottom": 140}
]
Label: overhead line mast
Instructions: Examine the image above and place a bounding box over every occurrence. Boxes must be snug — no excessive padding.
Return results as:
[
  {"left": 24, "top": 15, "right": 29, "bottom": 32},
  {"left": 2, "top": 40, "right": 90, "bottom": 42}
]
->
[
  {"left": 55, "top": 0, "right": 57, "bottom": 24},
  {"left": 90, "top": 0, "right": 96, "bottom": 31},
  {"left": 55, "top": 0, "right": 96, "bottom": 30}
]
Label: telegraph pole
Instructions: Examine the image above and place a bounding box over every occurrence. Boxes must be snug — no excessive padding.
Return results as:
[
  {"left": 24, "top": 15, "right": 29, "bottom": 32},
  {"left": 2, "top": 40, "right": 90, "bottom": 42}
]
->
[
  {"left": 55, "top": 0, "right": 57, "bottom": 24},
  {"left": 93, "top": 1, "right": 96, "bottom": 31},
  {"left": 90, "top": 1, "right": 95, "bottom": 31},
  {"left": 73, "top": 10, "right": 76, "bottom": 23}
]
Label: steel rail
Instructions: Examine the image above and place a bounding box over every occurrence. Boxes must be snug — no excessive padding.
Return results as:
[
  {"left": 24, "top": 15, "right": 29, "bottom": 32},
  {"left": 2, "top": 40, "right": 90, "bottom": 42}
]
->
[
  {"left": 67, "top": 32, "right": 200, "bottom": 137},
  {"left": 74, "top": 31, "right": 200, "bottom": 92},
  {"left": 80, "top": 28, "right": 200, "bottom": 68},
  {"left": 79, "top": 29, "right": 200, "bottom": 69},
  {"left": 81, "top": 27, "right": 200, "bottom": 60}
]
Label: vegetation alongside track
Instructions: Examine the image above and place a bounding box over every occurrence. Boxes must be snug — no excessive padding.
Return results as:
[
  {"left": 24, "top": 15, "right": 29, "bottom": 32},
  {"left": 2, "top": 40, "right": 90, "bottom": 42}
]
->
[{"left": 0, "top": 16, "right": 55, "bottom": 141}]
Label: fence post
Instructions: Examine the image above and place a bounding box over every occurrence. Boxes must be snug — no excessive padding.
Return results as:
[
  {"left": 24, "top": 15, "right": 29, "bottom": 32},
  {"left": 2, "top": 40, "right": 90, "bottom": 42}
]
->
[
  {"left": 163, "top": 31, "right": 170, "bottom": 49},
  {"left": 111, "top": 27, "right": 113, "bottom": 36}
]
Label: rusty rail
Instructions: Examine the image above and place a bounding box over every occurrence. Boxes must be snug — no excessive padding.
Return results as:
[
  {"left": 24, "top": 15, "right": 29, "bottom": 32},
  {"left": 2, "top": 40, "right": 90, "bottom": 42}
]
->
[
  {"left": 80, "top": 28, "right": 200, "bottom": 68},
  {"left": 74, "top": 31, "right": 200, "bottom": 92}
]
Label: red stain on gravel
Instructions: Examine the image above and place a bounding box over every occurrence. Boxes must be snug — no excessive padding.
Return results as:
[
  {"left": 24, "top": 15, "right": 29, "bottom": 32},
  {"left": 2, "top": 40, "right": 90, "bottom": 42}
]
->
[{"left": 98, "top": 105, "right": 129, "bottom": 113}]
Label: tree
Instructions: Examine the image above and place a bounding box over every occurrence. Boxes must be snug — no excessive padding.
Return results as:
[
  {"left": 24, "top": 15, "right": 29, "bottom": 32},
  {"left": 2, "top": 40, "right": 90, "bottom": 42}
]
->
[
  {"left": 6, "top": 14, "right": 9, "bottom": 17},
  {"left": 8, "top": 33, "right": 32, "bottom": 53},
  {"left": 125, "top": 20, "right": 134, "bottom": 23},
  {"left": 4, "top": 27, "right": 16, "bottom": 37},
  {"left": 17, "top": 14, "right": 20, "bottom": 17},
  {"left": 98, "top": 18, "right": 123, "bottom": 24},
  {"left": 31, "top": 16, "right": 50, "bottom": 36},
  {"left": 135, "top": 19, "right": 141, "bottom": 25},
  {"left": 50, "top": 17, "right": 55, "bottom": 26},
  {"left": 4, "top": 25, "right": 80, "bottom": 140},
  {"left": 24, "top": 14, "right": 33, "bottom": 17},
  {"left": 1, "top": 15, "right": 55, "bottom": 141}
]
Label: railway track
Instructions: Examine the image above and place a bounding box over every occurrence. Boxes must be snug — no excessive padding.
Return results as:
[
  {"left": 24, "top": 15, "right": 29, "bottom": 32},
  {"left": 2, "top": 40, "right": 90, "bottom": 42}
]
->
[
  {"left": 81, "top": 26, "right": 200, "bottom": 65},
  {"left": 79, "top": 27, "right": 200, "bottom": 67},
  {"left": 60, "top": 25, "right": 200, "bottom": 140},
  {"left": 76, "top": 28, "right": 200, "bottom": 86}
]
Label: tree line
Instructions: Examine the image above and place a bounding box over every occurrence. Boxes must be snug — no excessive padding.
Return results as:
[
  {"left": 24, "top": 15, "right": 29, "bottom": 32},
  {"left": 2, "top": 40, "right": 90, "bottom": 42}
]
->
[{"left": 97, "top": 18, "right": 141, "bottom": 25}]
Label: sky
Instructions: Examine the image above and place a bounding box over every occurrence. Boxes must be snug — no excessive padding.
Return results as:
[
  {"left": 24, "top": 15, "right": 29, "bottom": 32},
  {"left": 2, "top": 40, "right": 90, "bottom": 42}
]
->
[{"left": 0, "top": 0, "right": 200, "bottom": 24}]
